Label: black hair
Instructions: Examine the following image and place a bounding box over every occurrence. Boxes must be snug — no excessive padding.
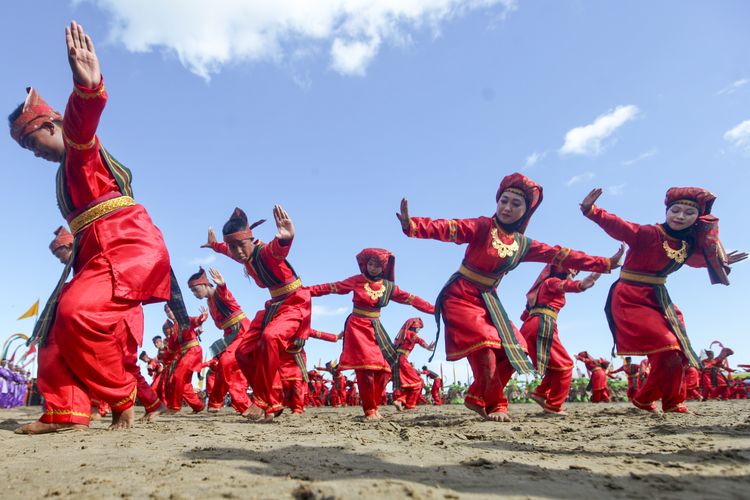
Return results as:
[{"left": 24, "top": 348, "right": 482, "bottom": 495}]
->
[
  {"left": 151, "top": 335, "right": 162, "bottom": 343},
  {"left": 8, "top": 102, "right": 23, "bottom": 128},
  {"left": 421, "top": 365, "right": 427, "bottom": 370},
  {"left": 222, "top": 218, "right": 247, "bottom": 235},
  {"left": 188, "top": 269, "right": 205, "bottom": 283}
]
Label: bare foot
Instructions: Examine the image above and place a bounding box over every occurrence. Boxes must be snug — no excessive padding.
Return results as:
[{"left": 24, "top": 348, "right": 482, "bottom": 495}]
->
[
  {"left": 242, "top": 404, "right": 264, "bottom": 421},
  {"left": 364, "top": 413, "right": 383, "bottom": 421},
  {"left": 89, "top": 410, "right": 102, "bottom": 421},
  {"left": 487, "top": 411, "right": 512, "bottom": 422},
  {"left": 530, "top": 394, "right": 546, "bottom": 409},
  {"left": 164, "top": 408, "right": 180, "bottom": 415},
  {"left": 108, "top": 407, "right": 135, "bottom": 431},
  {"left": 632, "top": 400, "right": 657, "bottom": 413},
  {"left": 542, "top": 408, "right": 568, "bottom": 417},
  {"left": 393, "top": 400, "right": 404, "bottom": 412},
  {"left": 15, "top": 421, "right": 87, "bottom": 435},
  {"left": 207, "top": 408, "right": 220, "bottom": 413},
  {"left": 191, "top": 408, "right": 205, "bottom": 414},
  {"left": 141, "top": 403, "right": 166, "bottom": 423},
  {"left": 464, "top": 400, "right": 488, "bottom": 420}
]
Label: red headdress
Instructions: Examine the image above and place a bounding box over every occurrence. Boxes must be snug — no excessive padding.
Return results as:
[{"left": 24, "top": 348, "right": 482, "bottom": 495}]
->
[
  {"left": 188, "top": 267, "right": 211, "bottom": 288},
  {"left": 222, "top": 207, "right": 266, "bottom": 244},
  {"left": 496, "top": 172, "right": 544, "bottom": 234},
  {"left": 162, "top": 320, "right": 174, "bottom": 334},
  {"left": 10, "top": 87, "right": 63, "bottom": 147},
  {"left": 665, "top": 187, "right": 730, "bottom": 285},
  {"left": 49, "top": 226, "right": 74, "bottom": 252},
  {"left": 356, "top": 248, "right": 395, "bottom": 281},
  {"left": 394, "top": 317, "right": 424, "bottom": 345},
  {"left": 523, "top": 248, "right": 574, "bottom": 310}
]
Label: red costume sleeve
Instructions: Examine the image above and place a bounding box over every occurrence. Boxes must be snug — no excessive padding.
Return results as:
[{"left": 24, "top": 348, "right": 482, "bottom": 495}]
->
[
  {"left": 215, "top": 283, "right": 240, "bottom": 307},
  {"left": 309, "top": 329, "right": 338, "bottom": 342},
  {"left": 210, "top": 241, "right": 232, "bottom": 258},
  {"left": 390, "top": 285, "right": 435, "bottom": 314},
  {"left": 307, "top": 276, "right": 357, "bottom": 297},
  {"left": 547, "top": 277, "right": 585, "bottom": 294},
  {"left": 261, "top": 236, "right": 293, "bottom": 261},
  {"left": 685, "top": 251, "right": 708, "bottom": 268},
  {"left": 524, "top": 242, "right": 613, "bottom": 273},
  {"left": 584, "top": 205, "right": 641, "bottom": 246},
  {"left": 403, "top": 217, "right": 481, "bottom": 244},
  {"left": 63, "top": 81, "right": 106, "bottom": 158},
  {"left": 415, "top": 336, "right": 430, "bottom": 349}
]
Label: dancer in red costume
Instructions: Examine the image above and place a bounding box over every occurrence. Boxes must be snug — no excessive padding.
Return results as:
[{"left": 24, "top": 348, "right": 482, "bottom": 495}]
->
[
  {"left": 577, "top": 353, "right": 611, "bottom": 402},
  {"left": 580, "top": 187, "right": 746, "bottom": 413},
  {"left": 610, "top": 357, "right": 641, "bottom": 401},
  {"left": 282, "top": 330, "right": 340, "bottom": 414},
  {"left": 420, "top": 367, "right": 444, "bottom": 405},
  {"left": 10, "top": 22, "right": 193, "bottom": 434},
  {"left": 164, "top": 307, "right": 207, "bottom": 413},
  {"left": 392, "top": 318, "right": 436, "bottom": 411},
  {"left": 684, "top": 364, "right": 702, "bottom": 401},
  {"left": 701, "top": 348, "right": 734, "bottom": 400},
  {"left": 398, "top": 173, "right": 619, "bottom": 422},
  {"left": 307, "top": 248, "right": 434, "bottom": 420},
  {"left": 188, "top": 267, "right": 251, "bottom": 414},
  {"left": 204, "top": 206, "right": 310, "bottom": 422},
  {"left": 521, "top": 261, "right": 612, "bottom": 415}
]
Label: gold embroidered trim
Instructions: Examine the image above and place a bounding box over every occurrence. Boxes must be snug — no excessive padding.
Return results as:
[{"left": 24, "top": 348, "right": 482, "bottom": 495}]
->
[
  {"left": 662, "top": 240, "right": 687, "bottom": 263},
  {"left": 490, "top": 228, "right": 519, "bottom": 258},
  {"left": 448, "top": 219, "right": 458, "bottom": 242},
  {"left": 269, "top": 278, "right": 302, "bottom": 298},
  {"left": 404, "top": 293, "right": 415, "bottom": 304},
  {"left": 69, "top": 195, "right": 136, "bottom": 235},
  {"left": 43, "top": 409, "right": 91, "bottom": 417},
  {"left": 529, "top": 307, "right": 558, "bottom": 320},
  {"left": 220, "top": 312, "right": 246, "bottom": 330},
  {"left": 181, "top": 339, "right": 200, "bottom": 354},
  {"left": 619, "top": 270, "right": 667, "bottom": 285},
  {"left": 364, "top": 281, "right": 386, "bottom": 301},
  {"left": 63, "top": 132, "right": 96, "bottom": 150},
  {"left": 458, "top": 265, "right": 498, "bottom": 287},
  {"left": 447, "top": 340, "right": 503, "bottom": 360},
  {"left": 74, "top": 84, "right": 106, "bottom": 99},
  {"left": 352, "top": 307, "right": 381, "bottom": 318},
  {"left": 409, "top": 219, "right": 417, "bottom": 237}
]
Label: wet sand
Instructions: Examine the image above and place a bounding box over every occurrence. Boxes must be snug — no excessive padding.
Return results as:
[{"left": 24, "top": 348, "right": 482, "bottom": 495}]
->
[{"left": 2, "top": 400, "right": 749, "bottom": 499}]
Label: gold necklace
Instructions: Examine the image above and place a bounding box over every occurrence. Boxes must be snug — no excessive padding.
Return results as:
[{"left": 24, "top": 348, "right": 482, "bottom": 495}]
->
[
  {"left": 491, "top": 228, "right": 519, "bottom": 258},
  {"left": 662, "top": 240, "right": 687, "bottom": 264},
  {"left": 364, "top": 282, "right": 386, "bottom": 301}
]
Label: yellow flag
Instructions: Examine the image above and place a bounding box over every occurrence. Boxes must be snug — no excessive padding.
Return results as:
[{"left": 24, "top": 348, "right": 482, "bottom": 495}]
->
[{"left": 17, "top": 300, "right": 39, "bottom": 320}]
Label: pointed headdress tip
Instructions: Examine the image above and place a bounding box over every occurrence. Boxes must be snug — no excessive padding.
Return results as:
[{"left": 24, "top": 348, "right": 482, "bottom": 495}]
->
[{"left": 10, "top": 86, "right": 63, "bottom": 146}]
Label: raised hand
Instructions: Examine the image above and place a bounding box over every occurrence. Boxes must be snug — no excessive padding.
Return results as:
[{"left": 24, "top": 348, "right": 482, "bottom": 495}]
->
[
  {"left": 610, "top": 243, "right": 626, "bottom": 269},
  {"left": 200, "top": 227, "right": 217, "bottom": 248},
  {"left": 208, "top": 267, "right": 225, "bottom": 286},
  {"left": 336, "top": 331, "right": 344, "bottom": 341},
  {"left": 198, "top": 306, "right": 209, "bottom": 324},
  {"left": 65, "top": 21, "right": 101, "bottom": 88},
  {"left": 396, "top": 198, "right": 410, "bottom": 230},
  {"left": 427, "top": 341, "right": 437, "bottom": 351},
  {"left": 580, "top": 273, "right": 601, "bottom": 290},
  {"left": 273, "top": 204, "right": 295, "bottom": 241},
  {"left": 727, "top": 250, "right": 748, "bottom": 266},
  {"left": 580, "top": 188, "right": 603, "bottom": 214}
]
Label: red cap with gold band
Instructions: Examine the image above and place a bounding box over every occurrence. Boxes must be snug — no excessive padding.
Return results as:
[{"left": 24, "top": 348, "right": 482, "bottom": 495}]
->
[
  {"left": 49, "top": 226, "right": 74, "bottom": 252},
  {"left": 394, "top": 317, "right": 424, "bottom": 345},
  {"left": 222, "top": 207, "right": 266, "bottom": 243},
  {"left": 10, "top": 88, "right": 63, "bottom": 147},
  {"left": 665, "top": 187, "right": 730, "bottom": 285},
  {"left": 188, "top": 267, "right": 211, "bottom": 288},
  {"left": 356, "top": 248, "right": 395, "bottom": 281},
  {"left": 496, "top": 172, "right": 544, "bottom": 234}
]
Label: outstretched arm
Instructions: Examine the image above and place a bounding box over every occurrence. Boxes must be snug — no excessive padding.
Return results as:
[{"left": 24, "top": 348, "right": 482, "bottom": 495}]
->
[
  {"left": 63, "top": 21, "right": 106, "bottom": 154},
  {"left": 580, "top": 189, "right": 641, "bottom": 246},
  {"left": 397, "top": 198, "right": 480, "bottom": 244},
  {"left": 391, "top": 286, "right": 435, "bottom": 314},
  {"left": 306, "top": 276, "right": 357, "bottom": 297}
]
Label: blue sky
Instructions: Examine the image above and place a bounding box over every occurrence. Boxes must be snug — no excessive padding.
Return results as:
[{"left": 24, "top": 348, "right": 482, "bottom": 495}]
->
[{"left": 1, "top": 1, "right": 749, "bottom": 384}]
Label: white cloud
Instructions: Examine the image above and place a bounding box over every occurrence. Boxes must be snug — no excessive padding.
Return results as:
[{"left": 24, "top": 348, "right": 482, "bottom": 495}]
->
[
  {"left": 523, "top": 151, "right": 545, "bottom": 169},
  {"left": 559, "top": 105, "right": 639, "bottom": 156},
  {"left": 312, "top": 304, "right": 349, "bottom": 317},
  {"left": 566, "top": 171, "right": 595, "bottom": 187},
  {"left": 724, "top": 119, "right": 750, "bottom": 153},
  {"left": 621, "top": 148, "right": 658, "bottom": 166},
  {"left": 607, "top": 183, "right": 626, "bottom": 196},
  {"left": 715, "top": 78, "right": 749, "bottom": 96},
  {"left": 83, "top": 0, "right": 518, "bottom": 79},
  {"left": 188, "top": 254, "right": 216, "bottom": 266}
]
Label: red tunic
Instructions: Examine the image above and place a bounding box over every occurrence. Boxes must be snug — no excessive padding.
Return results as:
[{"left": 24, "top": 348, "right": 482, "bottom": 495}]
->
[
  {"left": 584, "top": 206, "right": 705, "bottom": 356},
  {"left": 394, "top": 329, "right": 431, "bottom": 389},
  {"left": 308, "top": 275, "right": 434, "bottom": 371},
  {"left": 63, "top": 81, "right": 171, "bottom": 313},
  {"left": 207, "top": 284, "right": 253, "bottom": 338},
  {"left": 405, "top": 216, "right": 612, "bottom": 361}
]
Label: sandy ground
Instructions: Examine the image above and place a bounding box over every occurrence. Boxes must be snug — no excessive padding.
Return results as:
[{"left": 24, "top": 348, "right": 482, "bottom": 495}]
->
[{"left": 2, "top": 401, "right": 750, "bottom": 499}]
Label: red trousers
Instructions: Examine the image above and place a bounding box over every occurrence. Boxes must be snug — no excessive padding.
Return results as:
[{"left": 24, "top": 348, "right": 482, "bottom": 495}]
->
[
  {"left": 215, "top": 342, "right": 250, "bottom": 413},
  {"left": 355, "top": 369, "right": 389, "bottom": 416},
  {"left": 465, "top": 347, "right": 515, "bottom": 414},
  {"left": 235, "top": 305, "right": 302, "bottom": 415},
  {"left": 38, "top": 257, "right": 140, "bottom": 425},
  {"left": 393, "top": 386, "right": 421, "bottom": 409},
  {"left": 431, "top": 379, "right": 444, "bottom": 405},
  {"left": 166, "top": 347, "right": 205, "bottom": 412},
  {"left": 119, "top": 325, "right": 162, "bottom": 413},
  {"left": 634, "top": 349, "right": 686, "bottom": 412},
  {"left": 282, "top": 379, "right": 306, "bottom": 413},
  {"left": 533, "top": 368, "right": 573, "bottom": 412},
  {"left": 625, "top": 377, "right": 639, "bottom": 401}
]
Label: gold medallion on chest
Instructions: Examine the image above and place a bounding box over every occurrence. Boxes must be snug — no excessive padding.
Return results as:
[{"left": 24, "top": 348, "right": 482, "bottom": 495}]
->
[
  {"left": 491, "top": 228, "right": 518, "bottom": 258},
  {"left": 364, "top": 282, "right": 386, "bottom": 301},
  {"left": 662, "top": 240, "right": 687, "bottom": 264}
]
